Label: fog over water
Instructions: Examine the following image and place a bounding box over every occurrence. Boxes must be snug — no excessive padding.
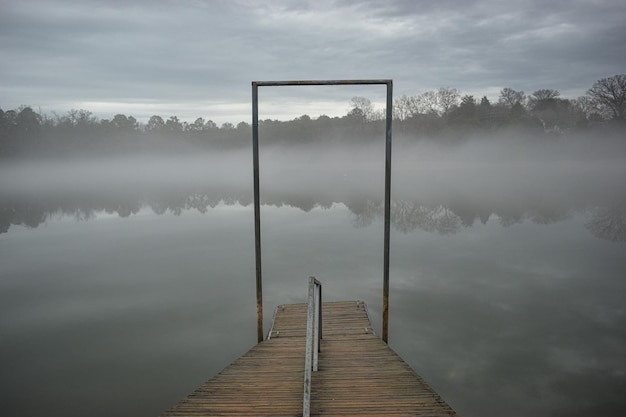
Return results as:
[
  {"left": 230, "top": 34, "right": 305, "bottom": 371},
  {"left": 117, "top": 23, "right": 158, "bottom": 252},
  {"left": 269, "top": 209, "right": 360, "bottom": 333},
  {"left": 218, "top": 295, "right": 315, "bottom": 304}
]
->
[
  {"left": 1, "top": 135, "right": 625, "bottom": 416},
  {"left": 2, "top": 135, "right": 625, "bottom": 239}
]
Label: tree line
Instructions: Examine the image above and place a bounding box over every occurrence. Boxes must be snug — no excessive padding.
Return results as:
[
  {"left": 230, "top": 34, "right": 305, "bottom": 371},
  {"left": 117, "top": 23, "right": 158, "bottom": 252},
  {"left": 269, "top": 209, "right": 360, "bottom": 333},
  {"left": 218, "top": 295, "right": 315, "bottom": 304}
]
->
[{"left": 1, "top": 74, "right": 624, "bottom": 158}]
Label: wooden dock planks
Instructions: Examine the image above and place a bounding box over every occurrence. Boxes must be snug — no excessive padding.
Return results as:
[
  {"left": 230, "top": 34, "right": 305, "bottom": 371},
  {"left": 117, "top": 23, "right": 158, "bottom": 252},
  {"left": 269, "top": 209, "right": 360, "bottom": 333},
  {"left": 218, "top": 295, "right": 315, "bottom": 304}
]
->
[{"left": 160, "top": 301, "right": 457, "bottom": 416}]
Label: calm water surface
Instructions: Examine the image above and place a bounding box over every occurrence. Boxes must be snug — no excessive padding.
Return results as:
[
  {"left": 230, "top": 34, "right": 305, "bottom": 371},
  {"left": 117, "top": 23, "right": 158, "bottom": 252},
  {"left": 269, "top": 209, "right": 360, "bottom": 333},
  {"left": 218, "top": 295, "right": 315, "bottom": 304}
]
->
[{"left": 1, "top": 142, "right": 625, "bottom": 416}]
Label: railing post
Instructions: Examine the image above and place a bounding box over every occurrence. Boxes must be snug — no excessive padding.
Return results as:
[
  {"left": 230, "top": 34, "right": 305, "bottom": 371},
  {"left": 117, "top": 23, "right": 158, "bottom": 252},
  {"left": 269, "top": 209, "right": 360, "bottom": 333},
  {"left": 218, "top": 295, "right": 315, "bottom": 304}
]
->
[
  {"left": 317, "top": 282, "right": 322, "bottom": 358},
  {"left": 313, "top": 282, "right": 321, "bottom": 371},
  {"left": 304, "top": 276, "right": 322, "bottom": 417}
]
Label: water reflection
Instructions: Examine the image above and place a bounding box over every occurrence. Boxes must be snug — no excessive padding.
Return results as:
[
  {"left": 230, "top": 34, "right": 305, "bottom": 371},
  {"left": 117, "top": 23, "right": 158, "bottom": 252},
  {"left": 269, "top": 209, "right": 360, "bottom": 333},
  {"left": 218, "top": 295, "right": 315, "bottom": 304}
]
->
[
  {"left": 2, "top": 138, "right": 625, "bottom": 242},
  {"left": 586, "top": 204, "right": 626, "bottom": 242},
  {"left": 1, "top": 145, "right": 625, "bottom": 417},
  {"left": 2, "top": 188, "right": 625, "bottom": 241}
]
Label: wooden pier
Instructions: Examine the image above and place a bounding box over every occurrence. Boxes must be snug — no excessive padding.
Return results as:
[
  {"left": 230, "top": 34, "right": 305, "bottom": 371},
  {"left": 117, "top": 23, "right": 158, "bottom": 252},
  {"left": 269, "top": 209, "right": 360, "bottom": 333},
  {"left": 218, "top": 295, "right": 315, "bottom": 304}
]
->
[
  {"left": 160, "top": 300, "right": 457, "bottom": 416},
  {"left": 159, "top": 79, "right": 457, "bottom": 416}
]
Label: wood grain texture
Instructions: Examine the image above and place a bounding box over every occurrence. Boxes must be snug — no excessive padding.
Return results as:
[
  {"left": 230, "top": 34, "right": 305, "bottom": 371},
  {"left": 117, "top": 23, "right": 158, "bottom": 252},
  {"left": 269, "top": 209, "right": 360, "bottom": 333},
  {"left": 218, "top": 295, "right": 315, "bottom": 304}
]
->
[{"left": 160, "top": 301, "right": 457, "bottom": 416}]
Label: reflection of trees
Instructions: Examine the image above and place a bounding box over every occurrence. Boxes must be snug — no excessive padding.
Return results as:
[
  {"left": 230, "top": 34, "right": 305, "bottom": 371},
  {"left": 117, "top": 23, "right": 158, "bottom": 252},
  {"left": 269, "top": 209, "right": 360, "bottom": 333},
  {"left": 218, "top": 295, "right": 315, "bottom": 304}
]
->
[
  {"left": 392, "top": 201, "right": 461, "bottom": 234},
  {"left": 2, "top": 189, "right": 625, "bottom": 242},
  {"left": 0, "top": 203, "right": 48, "bottom": 233},
  {"left": 347, "top": 200, "right": 379, "bottom": 228},
  {"left": 107, "top": 199, "right": 142, "bottom": 218},
  {"left": 586, "top": 205, "right": 626, "bottom": 242},
  {"left": 352, "top": 199, "right": 578, "bottom": 236},
  {"left": 497, "top": 212, "right": 524, "bottom": 227},
  {"left": 148, "top": 193, "right": 224, "bottom": 215},
  {"left": 0, "top": 189, "right": 248, "bottom": 233},
  {"left": 528, "top": 205, "right": 570, "bottom": 225}
]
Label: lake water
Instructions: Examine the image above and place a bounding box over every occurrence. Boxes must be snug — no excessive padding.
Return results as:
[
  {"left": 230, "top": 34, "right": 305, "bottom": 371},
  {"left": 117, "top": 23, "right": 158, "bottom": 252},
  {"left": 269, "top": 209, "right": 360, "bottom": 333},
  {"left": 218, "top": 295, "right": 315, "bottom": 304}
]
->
[{"left": 1, "top": 138, "right": 625, "bottom": 416}]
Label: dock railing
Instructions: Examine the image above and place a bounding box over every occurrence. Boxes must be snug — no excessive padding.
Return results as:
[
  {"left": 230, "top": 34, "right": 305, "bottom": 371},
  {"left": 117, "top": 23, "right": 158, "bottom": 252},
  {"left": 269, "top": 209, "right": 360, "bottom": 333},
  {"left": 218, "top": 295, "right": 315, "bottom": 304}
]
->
[{"left": 303, "top": 276, "right": 322, "bottom": 417}]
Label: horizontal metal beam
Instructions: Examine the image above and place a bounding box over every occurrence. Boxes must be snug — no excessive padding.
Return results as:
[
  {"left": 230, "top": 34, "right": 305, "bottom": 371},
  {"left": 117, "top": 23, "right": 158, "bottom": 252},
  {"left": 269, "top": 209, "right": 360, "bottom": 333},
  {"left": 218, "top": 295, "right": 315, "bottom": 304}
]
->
[{"left": 253, "top": 79, "right": 392, "bottom": 87}]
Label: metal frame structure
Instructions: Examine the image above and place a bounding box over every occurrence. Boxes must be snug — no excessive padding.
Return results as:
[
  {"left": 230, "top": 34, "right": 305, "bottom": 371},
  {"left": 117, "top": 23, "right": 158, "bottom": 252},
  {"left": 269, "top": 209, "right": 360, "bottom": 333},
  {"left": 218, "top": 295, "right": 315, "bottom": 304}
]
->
[{"left": 252, "top": 79, "right": 393, "bottom": 343}]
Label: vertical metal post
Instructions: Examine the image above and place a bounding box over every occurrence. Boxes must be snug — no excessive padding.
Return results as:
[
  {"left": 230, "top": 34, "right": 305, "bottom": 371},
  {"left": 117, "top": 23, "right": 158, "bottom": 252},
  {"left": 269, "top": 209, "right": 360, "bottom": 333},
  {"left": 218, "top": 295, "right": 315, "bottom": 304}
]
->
[
  {"left": 252, "top": 82, "right": 263, "bottom": 343},
  {"left": 382, "top": 81, "right": 393, "bottom": 344}
]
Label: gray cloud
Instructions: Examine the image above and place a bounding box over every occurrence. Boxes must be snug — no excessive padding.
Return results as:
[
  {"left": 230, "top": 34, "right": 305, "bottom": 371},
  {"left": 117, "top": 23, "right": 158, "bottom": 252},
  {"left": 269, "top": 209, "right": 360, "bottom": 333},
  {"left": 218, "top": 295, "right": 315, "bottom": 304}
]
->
[{"left": 1, "top": 0, "right": 625, "bottom": 124}]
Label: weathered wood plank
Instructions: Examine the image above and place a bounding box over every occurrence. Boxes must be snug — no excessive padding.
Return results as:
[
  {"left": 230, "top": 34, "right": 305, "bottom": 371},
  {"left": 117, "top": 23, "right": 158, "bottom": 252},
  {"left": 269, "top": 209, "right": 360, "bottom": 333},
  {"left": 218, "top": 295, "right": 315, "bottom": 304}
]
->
[{"left": 160, "top": 300, "right": 457, "bottom": 416}]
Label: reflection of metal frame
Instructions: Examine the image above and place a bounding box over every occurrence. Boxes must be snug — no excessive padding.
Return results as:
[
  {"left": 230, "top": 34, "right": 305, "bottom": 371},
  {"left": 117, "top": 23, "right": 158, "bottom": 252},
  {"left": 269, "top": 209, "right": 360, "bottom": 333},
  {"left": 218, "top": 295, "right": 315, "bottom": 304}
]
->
[{"left": 252, "top": 79, "right": 393, "bottom": 343}]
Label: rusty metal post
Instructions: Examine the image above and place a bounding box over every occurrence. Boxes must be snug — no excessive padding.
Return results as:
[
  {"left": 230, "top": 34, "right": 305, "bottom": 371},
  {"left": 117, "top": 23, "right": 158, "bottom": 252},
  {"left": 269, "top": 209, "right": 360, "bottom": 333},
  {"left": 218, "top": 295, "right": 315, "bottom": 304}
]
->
[
  {"left": 252, "top": 82, "right": 263, "bottom": 343},
  {"left": 382, "top": 80, "right": 392, "bottom": 344}
]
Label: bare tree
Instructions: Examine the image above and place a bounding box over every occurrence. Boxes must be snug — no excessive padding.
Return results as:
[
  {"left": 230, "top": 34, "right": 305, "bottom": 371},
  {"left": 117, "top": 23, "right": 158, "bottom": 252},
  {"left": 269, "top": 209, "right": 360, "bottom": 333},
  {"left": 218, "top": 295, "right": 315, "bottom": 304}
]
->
[
  {"left": 571, "top": 96, "right": 599, "bottom": 119},
  {"left": 436, "top": 87, "right": 460, "bottom": 115},
  {"left": 393, "top": 94, "right": 420, "bottom": 121},
  {"left": 528, "top": 89, "right": 560, "bottom": 109},
  {"left": 498, "top": 88, "right": 526, "bottom": 108},
  {"left": 586, "top": 74, "right": 626, "bottom": 120},
  {"left": 75, "top": 109, "right": 96, "bottom": 127},
  {"left": 417, "top": 91, "right": 439, "bottom": 114},
  {"left": 349, "top": 96, "right": 375, "bottom": 122}
]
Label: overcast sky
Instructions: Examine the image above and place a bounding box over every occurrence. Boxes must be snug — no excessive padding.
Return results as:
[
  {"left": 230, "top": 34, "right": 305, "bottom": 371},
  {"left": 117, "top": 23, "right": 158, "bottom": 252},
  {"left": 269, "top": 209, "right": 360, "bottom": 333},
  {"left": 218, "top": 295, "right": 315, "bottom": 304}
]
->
[{"left": 1, "top": 0, "right": 625, "bottom": 125}]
